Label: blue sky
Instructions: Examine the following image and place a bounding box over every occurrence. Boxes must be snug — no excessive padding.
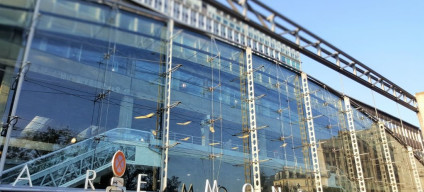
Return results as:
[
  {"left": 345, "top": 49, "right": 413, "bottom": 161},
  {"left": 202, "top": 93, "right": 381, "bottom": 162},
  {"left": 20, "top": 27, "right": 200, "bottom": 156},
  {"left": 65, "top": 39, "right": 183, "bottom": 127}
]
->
[{"left": 262, "top": 0, "right": 424, "bottom": 126}]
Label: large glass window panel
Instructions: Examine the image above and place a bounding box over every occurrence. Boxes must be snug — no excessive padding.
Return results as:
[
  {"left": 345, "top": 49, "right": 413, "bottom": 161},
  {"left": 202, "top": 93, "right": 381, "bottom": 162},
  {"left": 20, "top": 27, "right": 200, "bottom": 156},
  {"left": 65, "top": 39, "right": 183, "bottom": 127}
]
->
[
  {"left": 252, "top": 55, "right": 309, "bottom": 192},
  {"left": 0, "top": 1, "right": 166, "bottom": 190},
  {"left": 0, "top": 1, "right": 418, "bottom": 191},
  {"left": 167, "top": 28, "right": 247, "bottom": 192},
  {"left": 0, "top": 0, "right": 36, "bottom": 169},
  {"left": 351, "top": 108, "right": 388, "bottom": 191},
  {"left": 307, "top": 82, "right": 353, "bottom": 191},
  {"left": 0, "top": 0, "right": 34, "bottom": 28}
]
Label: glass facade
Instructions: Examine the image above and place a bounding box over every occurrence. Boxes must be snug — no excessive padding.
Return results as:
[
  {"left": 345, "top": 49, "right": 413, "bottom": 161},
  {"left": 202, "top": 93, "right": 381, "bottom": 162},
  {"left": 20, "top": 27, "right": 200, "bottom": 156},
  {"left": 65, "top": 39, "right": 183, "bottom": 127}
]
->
[{"left": 0, "top": 0, "right": 423, "bottom": 191}]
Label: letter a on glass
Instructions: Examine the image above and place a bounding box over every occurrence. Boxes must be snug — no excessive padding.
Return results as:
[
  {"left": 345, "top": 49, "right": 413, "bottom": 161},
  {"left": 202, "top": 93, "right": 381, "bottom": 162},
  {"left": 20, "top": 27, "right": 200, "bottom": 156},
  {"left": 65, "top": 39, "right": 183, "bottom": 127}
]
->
[{"left": 13, "top": 164, "right": 32, "bottom": 187}]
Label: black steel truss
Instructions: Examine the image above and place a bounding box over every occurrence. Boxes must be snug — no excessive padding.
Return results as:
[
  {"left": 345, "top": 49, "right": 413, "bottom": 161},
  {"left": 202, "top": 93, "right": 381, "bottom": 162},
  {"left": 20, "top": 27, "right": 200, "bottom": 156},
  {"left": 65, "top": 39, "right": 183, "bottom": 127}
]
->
[{"left": 208, "top": 0, "right": 418, "bottom": 112}]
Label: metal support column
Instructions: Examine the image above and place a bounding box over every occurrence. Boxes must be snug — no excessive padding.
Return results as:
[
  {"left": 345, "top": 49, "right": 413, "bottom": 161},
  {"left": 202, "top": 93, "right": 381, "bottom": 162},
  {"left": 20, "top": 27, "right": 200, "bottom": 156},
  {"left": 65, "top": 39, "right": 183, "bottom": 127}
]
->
[
  {"left": 245, "top": 47, "right": 261, "bottom": 192},
  {"left": 373, "top": 123, "right": 390, "bottom": 191},
  {"left": 344, "top": 97, "right": 366, "bottom": 192},
  {"left": 300, "top": 73, "right": 323, "bottom": 192},
  {"left": 378, "top": 122, "right": 398, "bottom": 192},
  {"left": 336, "top": 99, "right": 356, "bottom": 191},
  {"left": 294, "top": 75, "right": 312, "bottom": 191},
  {"left": 0, "top": 0, "right": 41, "bottom": 176},
  {"left": 160, "top": 19, "right": 174, "bottom": 192},
  {"left": 408, "top": 146, "right": 423, "bottom": 192},
  {"left": 239, "top": 50, "right": 251, "bottom": 184}
]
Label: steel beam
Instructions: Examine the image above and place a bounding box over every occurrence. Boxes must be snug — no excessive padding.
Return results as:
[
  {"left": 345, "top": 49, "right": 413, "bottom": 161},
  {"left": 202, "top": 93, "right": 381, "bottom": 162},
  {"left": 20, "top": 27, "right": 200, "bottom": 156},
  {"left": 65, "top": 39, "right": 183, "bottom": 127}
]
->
[
  {"left": 344, "top": 97, "right": 366, "bottom": 192},
  {"left": 378, "top": 122, "right": 398, "bottom": 192},
  {"left": 160, "top": 19, "right": 175, "bottom": 192},
  {"left": 127, "top": 0, "right": 417, "bottom": 111},
  {"left": 245, "top": 47, "right": 261, "bottom": 192},
  {"left": 336, "top": 99, "right": 356, "bottom": 191},
  {"left": 300, "top": 73, "right": 323, "bottom": 192},
  {"left": 408, "top": 146, "right": 423, "bottom": 192},
  {"left": 294, "top": 75, "right": 312, "bottom": 191},
  {"left": 208, "top": 0, "right": 417, "bottom": 112},
  {"left": 373, "top": 123, "right": 390, "bottom": 191}
]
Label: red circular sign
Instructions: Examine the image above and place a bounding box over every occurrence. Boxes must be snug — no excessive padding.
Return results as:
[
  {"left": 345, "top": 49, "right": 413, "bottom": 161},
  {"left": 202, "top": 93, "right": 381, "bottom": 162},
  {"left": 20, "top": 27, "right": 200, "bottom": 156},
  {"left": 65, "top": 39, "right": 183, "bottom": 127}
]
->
[{"left": 111, "top": 150, "right": 126, "bottom": 177}]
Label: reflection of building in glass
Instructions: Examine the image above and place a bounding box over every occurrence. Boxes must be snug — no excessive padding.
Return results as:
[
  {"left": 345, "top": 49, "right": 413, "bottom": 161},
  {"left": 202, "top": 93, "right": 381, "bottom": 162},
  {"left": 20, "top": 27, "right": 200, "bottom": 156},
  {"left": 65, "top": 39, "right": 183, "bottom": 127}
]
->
[
  {"left": 0, "top": 0, "right": 423, "bottom": 191},
  {"left": 21, "top": 116, "right": 51, "bottom": 136},
  {"left": 76, "top": 125, "right": 100, "bottom": 140}
]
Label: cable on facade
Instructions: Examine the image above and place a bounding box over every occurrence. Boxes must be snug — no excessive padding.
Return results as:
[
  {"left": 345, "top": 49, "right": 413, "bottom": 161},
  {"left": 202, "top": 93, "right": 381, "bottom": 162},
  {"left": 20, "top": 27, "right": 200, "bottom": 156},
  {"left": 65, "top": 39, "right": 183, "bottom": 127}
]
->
[
  {"left": 284, "top": 75, "right": 298, "bottom": 171},
  {"left": 207, "top": 36, "right": 225, "bottom": 181},
  {"left": 370, "top": 90, "right": 380, "bottom": 120},
  {"left": 323, "top": 88, "right": 338, "bottom": 169},
  {"left": 208, "top": 38, "right": 215, "bottom": 179},
  {"left": 24, "top": 78, "right": 96, "bottom": 101},
  {"left": 275, "top": 62, "right": 288, "bottom": 166},
  {"left": 216, "top": 38, "right": 224, "bottom": 182},
  {"left": 395, "top": 102, "right": 405, "bottom": 133}
]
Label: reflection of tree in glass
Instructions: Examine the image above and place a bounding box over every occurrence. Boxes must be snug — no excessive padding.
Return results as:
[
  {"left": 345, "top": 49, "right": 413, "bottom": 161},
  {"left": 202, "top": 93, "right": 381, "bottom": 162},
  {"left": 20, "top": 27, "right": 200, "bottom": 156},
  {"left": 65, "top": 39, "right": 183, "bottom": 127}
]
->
[
  {"left": 122, "top": 166, "right": 180, "bottom": 192},
  {"left": 261, "top": 171, "right": 275, "bottom": 192},
  {"left": 124, "top": 165, "right": 154, "bottom": 190},
  {"left": 166, "top": 176, "right": 181, "bottom": 192},
  {"left": 31, "top": 127, "right": 73, "bottom": 145},
  {"left": 6, "top": 127, "right": 73, "bottom": 161}
]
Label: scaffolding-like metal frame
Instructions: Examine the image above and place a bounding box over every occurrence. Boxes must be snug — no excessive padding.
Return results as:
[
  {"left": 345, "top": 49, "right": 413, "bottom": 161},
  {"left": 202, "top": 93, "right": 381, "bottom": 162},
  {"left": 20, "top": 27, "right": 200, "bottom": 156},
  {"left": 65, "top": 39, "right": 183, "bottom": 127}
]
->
[
  {"left": 301, "top": 73, "right": 323, "bottom": 192},
  {"left": 408, "top": 146, "right": 423, "bottom": 192},
  {"left": 377, "top": 122, "right": 399, "bottom": 192},
  {"left": 343, "top": 97, "right": 366, "bottom": 192},
  {"left": 160, "top": 19, "right": 175, "bottom": 192},
  {"left": 129, "top": 0, "right": 419, "bottom": 112},
  {"left": 245, "top": 47, "right": 261, "bottom": 192},
  {"left": 212, "top": 0, "right": 417, "bottom": 112}
]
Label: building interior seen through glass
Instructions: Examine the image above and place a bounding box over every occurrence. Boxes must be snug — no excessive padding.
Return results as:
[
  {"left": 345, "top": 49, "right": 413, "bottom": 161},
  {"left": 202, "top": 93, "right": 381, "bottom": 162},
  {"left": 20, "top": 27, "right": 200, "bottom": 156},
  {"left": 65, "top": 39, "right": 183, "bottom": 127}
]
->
[{"left": 0, "top": 0, "right": 423, "bottom": 192}]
